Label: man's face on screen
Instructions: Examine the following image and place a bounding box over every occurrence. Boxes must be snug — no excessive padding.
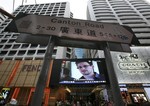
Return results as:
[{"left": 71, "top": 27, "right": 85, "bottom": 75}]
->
[{"left": 77, "top": 62, "right": 94, "bottom": 75}]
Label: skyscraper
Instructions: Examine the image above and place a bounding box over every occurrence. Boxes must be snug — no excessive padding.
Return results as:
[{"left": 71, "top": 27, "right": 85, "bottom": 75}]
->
[
  {"left": 87, "top": 0, "right": 150, "bottom": 45},
  {"left": 0, "top": 2, "right": 72, "bottom": 60},
  {"left": 87, "top": 0, "right": 150, "bottom": 103},
  {"left": 0, "top": 2, "right": 73, "bottom": 105},
  {"left": 86, "top": 0, "right": 150, "bottom": 58}
]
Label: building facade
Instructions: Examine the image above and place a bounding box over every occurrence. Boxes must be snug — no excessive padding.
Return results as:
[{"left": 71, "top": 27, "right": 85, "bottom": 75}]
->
[
  {"left": 87, "top": 0, "right": 150, "bottom": 103},
  {"left": 0, "top": 2, "right": 74, "bottom": 105},
  {"left": 87, "top": 0, "right": 150, "bottom": 45},
  {"left": 0, "top": 2, "right": 72, "bottom": 60}
]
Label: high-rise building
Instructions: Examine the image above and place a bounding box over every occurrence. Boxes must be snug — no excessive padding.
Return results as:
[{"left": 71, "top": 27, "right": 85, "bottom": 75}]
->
[
  {"left": 0, "top": 2, "right": 72, "bottom": 60},
  {"left": 86, "top": 0, "right": 150, "bottom": 58},
  {"left": 0, "top": 2, "right": 74, "bottom": 105},
  {"left": 87, "top": 0, "right": 150, "bottom": 45},
  {"left": 87, "top": 0, "right": 150, "bottom": 103}
]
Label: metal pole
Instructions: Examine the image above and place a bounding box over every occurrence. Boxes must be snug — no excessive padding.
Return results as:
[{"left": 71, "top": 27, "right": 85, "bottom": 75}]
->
[
  {"left": 103, "top": 42, "right": 125, "bottom": 106},
  {"left": 13, "top": 0, "right": 15, "bottom": 12},
  {"left": 0, "top": 8, "right": 14, "bottom": 19},
  {"left": 30, "top": 36, "right": 55, "bottom": 106}
]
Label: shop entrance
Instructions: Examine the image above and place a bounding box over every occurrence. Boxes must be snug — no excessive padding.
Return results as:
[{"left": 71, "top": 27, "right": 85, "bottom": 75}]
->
[{"left": 50, "top": 85, "right": 110, "bottom": 106}]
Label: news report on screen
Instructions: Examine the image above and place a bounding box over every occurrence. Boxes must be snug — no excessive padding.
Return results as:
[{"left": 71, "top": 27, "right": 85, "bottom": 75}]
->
[{"left": 50, "top": 58, "right": 108, "bottom": 87}]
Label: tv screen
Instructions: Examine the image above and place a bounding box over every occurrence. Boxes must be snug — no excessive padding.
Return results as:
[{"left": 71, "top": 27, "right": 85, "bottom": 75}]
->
[{"left": 50, "top": 58, "right": 107, "bottom": 86}]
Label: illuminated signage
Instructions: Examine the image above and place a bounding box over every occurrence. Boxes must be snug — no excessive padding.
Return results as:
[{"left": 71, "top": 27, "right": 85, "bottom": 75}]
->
[{"left": 117, "top": 54, "right": 150, "bottom": 74}]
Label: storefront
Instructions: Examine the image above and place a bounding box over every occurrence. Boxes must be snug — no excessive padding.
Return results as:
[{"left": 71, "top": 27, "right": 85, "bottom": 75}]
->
[
  {"left": 0, "top": 50, "right": 150, "bottom": 105},
  {"left": 111, "top": 47, "right": 150, "bottom": 104}
]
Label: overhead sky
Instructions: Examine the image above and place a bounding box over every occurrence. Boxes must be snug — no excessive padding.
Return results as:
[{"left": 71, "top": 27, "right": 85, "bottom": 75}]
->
[{"left": 0, "top": 0, "right": 150, "bottom": 20}]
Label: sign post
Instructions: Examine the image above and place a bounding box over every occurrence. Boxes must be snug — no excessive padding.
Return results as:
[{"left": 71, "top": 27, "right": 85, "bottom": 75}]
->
[
  {"left": 103, "top": 42, "right": 125, "bottom": 106},
  {"left": 30, "top": 36, "right": 55, "bottom": 106}
]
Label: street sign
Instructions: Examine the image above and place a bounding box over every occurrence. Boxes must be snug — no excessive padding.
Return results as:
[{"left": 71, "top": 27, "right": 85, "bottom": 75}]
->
[{"left": 6, "top": 13, "right": 135, "bottom": 44}]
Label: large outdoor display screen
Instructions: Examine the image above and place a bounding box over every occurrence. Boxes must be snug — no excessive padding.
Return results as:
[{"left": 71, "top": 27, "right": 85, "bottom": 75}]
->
[{"left": 50, "top": 58, "right": 107, "bottom": 86}]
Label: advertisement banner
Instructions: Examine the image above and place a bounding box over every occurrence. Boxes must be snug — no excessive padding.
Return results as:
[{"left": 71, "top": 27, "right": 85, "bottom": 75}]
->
[{"left": 111, "top": 47, "right": 150, "bottom": 83}]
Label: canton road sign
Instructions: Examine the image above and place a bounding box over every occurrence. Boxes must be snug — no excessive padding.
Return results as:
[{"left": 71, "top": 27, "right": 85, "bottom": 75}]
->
[{"left": 5, "top": 13, "right": 136, "bottom": 44}]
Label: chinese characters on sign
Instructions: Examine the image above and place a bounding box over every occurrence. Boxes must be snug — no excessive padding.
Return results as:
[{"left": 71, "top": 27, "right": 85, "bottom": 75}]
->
[
  {"left": 15, "top": 14, "right": 133, "bottom": 44},
  {"left": 117, "top": 54, "right": 150, "bottom": 74}
]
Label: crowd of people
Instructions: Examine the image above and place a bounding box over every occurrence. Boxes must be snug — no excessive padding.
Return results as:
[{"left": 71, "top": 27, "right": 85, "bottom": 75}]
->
[{"left": 55, "top": 100, "right": 93, "bottom": 106}]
